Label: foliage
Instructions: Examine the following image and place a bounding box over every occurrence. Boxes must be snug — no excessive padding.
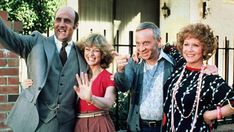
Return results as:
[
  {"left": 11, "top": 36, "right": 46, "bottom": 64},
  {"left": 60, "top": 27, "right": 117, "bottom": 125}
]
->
[
  {"left": 110, "top": 91, "right": 129, "bottom": 130},
  {"left": 0, "top": 0, "right": 63, "bottom": 34}
]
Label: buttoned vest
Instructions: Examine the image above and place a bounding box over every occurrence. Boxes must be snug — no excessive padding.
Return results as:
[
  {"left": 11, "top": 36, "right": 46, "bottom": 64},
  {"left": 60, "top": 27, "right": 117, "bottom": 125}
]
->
[{"left": 37, "top": 45, "right": 79, "bottom": 123}]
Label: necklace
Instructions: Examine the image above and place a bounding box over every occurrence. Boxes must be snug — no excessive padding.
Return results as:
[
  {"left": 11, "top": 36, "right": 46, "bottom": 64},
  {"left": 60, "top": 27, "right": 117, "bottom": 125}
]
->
[{"left": 171, "top": 64, "right": 205, "bottom": 132}]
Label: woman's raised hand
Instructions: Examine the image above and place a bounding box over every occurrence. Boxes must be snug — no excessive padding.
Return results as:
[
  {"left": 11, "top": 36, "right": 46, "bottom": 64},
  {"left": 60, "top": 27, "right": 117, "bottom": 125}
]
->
[{"left": 74, "top": 72, "right": 93, "bottom": 102}]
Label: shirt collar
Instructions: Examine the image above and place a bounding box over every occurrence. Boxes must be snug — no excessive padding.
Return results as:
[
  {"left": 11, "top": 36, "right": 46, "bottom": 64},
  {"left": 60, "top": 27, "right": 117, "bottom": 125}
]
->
[
  {"left": 140, "top": 48, "right": 174, "bottom": 65},
  {"left": 158, "top": 48, "right": 174, "bottom": 65},
  {"left": 54, "top": 36, "right": 73, "bottom": 48}
]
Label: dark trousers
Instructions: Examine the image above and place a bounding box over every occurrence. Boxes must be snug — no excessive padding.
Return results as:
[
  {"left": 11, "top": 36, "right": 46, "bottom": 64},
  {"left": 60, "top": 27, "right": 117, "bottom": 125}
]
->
[
  {"left": 141, "top": 125, "right": 161, "bottom": 132},
  {"left": 36, "top": 117, "right": 75, "bottom": 132}
]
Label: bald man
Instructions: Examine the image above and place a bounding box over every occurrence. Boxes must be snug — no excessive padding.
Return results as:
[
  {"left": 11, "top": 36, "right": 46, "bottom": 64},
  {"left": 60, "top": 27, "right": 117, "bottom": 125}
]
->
[{"left": 0, "top": 6, "right": 87, "bottom": 132}]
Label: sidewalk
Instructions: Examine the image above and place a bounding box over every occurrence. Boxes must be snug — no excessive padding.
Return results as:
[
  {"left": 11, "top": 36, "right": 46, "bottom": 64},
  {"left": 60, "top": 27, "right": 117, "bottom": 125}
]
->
[{"left": 215, "top": 124, "right": 234, "bottom": 132}]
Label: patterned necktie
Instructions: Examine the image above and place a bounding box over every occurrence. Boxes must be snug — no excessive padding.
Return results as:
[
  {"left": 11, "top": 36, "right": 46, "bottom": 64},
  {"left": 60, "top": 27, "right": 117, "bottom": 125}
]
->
[{"left": 60, "top": 42, "right": 68, "bottom": 65}]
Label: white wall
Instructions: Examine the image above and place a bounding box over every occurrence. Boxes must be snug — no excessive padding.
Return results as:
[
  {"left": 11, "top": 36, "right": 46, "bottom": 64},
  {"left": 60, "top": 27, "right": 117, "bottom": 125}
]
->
[
  {"left": 78, "top": 0, "right": 113, "bottom": 43},
  {"left": 206, "top": 0, "right": 234, "bottom": 85},
  {"left": 160, "top": 0, "right": 234, "bottom": 86},
  {"left": 160, "top": 0, "right": 190, "bottom": 45}
]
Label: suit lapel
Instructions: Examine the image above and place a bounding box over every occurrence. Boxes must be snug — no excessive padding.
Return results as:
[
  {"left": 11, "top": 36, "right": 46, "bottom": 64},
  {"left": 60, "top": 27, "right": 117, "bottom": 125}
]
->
[
  {"left": 39, "top": 36, "right": 56, "bottom": 89},
  {"left": 32, "top": 36, "right": 56, "bottom": 104},
  {"left": 44, "top": 36, "right": 56, "bottom": 67}
]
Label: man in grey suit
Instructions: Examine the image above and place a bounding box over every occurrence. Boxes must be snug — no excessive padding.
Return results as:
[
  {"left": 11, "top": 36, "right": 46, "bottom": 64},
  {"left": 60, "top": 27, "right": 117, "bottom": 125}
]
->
[{"left": 0, "top": 6, "right": 87, "bottom": 132}]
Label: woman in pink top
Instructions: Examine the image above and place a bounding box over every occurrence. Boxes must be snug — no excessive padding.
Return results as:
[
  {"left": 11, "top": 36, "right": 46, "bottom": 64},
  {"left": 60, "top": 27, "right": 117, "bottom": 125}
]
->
[{"left": 73, "top": 33, "right": 116, "bottom": 132}]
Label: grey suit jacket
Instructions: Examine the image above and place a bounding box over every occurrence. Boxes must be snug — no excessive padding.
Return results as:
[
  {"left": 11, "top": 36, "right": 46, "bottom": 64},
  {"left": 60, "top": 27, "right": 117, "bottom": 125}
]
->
[{"left": 0, "top": 18, "right": 87, "bottom": 132}]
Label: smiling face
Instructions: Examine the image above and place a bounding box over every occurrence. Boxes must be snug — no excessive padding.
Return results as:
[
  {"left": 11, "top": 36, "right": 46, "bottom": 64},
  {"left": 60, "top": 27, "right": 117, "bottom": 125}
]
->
[
  {"left": 182, "top": 37, "right": 204, "bottom": 68},
  {"left": 84, "top": 46, "right": 102, "bottom": 68},
  {"left": 135, "top": 29, "right": 160, "bottom": 64},
  {"left": 54, "top": 7, "right": 77, "bottom": 42}
]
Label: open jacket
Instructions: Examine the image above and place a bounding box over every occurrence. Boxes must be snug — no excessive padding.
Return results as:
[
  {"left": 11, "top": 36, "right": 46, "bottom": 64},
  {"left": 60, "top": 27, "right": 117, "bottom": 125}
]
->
[
  {"left": 0, "top": 18, "right": 87, "bottom": 132},
  {"left": 114, "top": 50, "right": 174, "bottom": 132}
]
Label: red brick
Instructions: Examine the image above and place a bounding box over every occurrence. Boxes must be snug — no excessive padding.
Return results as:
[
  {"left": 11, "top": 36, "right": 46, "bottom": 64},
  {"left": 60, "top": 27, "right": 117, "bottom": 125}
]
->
[
  {"left": 0, "top": 51, "right": 18, "bottom": 59},
  {"left": 6, "top": 52, "right": 18, "bottom": 58},
  {"left": 7, "top": 59, "right": 19, "bottom": 67},
  {"left": 0, "top": 68, "right": 18, "bottom": 76},
  {"left": 0, "top": 11, "right": 8, "bottom": 21},
  {"left": 13, "top": 21, "right": 23, "bottom": 32},
  {"left": 7, "top": 77, "right": 19, "bottom": 85},
  {"left": 0, "top": 122, "right": 7, "bottom": 129},
  {"left": 0, "top": 50, "right": 8, "bottom": 58},
  {"left": 0, "top": 50, "right": 4, "bottom": 58},
  {"left": 0, "top": 51, "right": 18, "bottom": 58},
  {"left": 0, "top": 113, "right": 6, "bottom": 121},
  {"left": 0, "top": 95, "right": 7, "bottom": 102},
  {"left": 0, "top": 59, "right": 7, "bottom": 66},
  {"left": 0, "top": 50, "right": 4, "bottom": 57},
  {"left": 0, "top": 77, "right": 7, "bottom": 85},
  {"left": 0, "top": 104, "right": 13, "bottom": 111},
  {"left": 0, "top": 86, "right": 19, "bottom": 94}
]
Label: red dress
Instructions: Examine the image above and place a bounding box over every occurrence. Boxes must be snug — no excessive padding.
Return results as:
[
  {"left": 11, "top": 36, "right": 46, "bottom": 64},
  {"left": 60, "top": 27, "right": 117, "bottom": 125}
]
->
[{"left": 74, "top": 69, "right": 115, "bottom": 132}]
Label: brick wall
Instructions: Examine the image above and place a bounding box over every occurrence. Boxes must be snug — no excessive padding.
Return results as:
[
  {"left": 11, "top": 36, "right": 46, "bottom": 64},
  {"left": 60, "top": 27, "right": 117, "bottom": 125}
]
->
[{"left": 0, "top": 11, "right": 23, "bottom": 132}]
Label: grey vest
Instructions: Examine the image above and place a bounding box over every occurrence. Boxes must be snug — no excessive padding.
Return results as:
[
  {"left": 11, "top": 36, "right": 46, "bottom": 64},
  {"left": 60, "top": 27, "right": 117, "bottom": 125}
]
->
[{"left": 37, "top": 45, "right": 79, "bottom": 123}]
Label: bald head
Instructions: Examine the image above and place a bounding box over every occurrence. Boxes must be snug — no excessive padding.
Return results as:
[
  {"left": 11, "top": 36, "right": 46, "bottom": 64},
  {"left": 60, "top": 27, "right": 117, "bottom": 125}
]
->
[
  {"left": 55, "top": 6, "right": 79, "bottom": 25},
  {"left": 54, "top": 6, "right": 79, "bottom": 42}
]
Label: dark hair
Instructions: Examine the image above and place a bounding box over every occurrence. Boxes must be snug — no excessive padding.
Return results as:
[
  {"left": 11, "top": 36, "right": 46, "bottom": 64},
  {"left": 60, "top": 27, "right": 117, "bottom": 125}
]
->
[
  {"left": 74, "top": 11, "right": 79, "bottom": 24},
  {"left": 177, "top": 23, "right": 217, "bottom": 60}
]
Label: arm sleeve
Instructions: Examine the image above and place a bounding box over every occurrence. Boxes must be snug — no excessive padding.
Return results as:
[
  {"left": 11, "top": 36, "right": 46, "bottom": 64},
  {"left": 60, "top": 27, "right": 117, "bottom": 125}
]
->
[
  {"left": 114, "top": 58, "right": 135, "bottom": 92},
  {"left": 0, "top": 18, "right": 36, "bottom": 58},
  {"left": 210, "top": 76, "right": 234, "bottom": 107}
]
